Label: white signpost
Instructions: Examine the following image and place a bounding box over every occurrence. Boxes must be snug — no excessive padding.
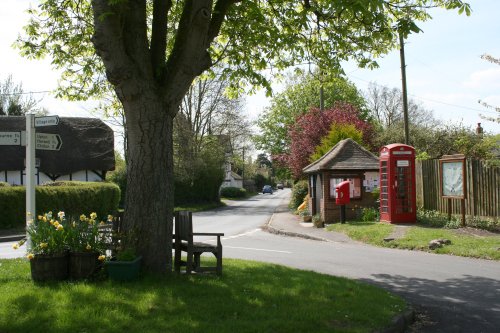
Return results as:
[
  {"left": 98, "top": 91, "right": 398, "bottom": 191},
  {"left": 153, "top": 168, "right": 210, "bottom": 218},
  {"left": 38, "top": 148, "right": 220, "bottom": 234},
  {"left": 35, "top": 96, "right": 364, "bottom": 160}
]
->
[
  {"left": 36, "top": 133, "right": 63, "bottom": 151},
  {"left": 0, "top": 131, "right": 21, "bottom": 145},
  {"left": 25, "top": 114, "right": 62, "bottom": 250},
  {"left": 34, "top": 115, "right": 60, "bottom": 127}
]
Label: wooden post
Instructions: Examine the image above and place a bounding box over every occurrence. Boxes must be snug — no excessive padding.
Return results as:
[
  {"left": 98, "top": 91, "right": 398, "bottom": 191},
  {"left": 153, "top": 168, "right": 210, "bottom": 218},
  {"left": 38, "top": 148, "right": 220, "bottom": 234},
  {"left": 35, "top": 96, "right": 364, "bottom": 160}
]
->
[
  {"left": 461, "top": 198, "right": 466, "bottom": 227},
  {"left": 447, "top": 198, "right": 452, "bottom": 221}
]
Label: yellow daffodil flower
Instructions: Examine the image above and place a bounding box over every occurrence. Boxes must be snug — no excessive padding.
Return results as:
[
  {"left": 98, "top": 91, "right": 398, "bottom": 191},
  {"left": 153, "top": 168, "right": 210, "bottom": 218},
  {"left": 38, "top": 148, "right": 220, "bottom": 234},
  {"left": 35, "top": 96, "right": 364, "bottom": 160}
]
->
[
  {"left": 57, "top": 211, "right": 65, "bottom": 219},
  {"left": 12, "top": 243, "right": 19, "bottom": 250},
  {"left": 86, "top": 244, "right": 92, "bottom": 250},
  {"left": 53, "top": 221, "right": 60, "bottom": 227},
  {"left": 27, "top": 253, "right": 34, "bottom": 260},
  {"left": 40, "top": 242, "right": 48, "bottom": 249},
  {"left": 38, "top": 215, "right": 43, "bottom": 220},
  {"left": 80, "top": 214, "right": 86, "bottom": 221},
  {"left": 72, "top": 221, "right": 76, "bottom": 227},
  {"left": 90, "top": 212, "right": 97, "bottom": 220},
  {"left": 56, "top": 225, "right": 64, "bottom": 231},
  {"left": 98, "top": 255, "right": 106, "bottom": 261},
  {"left": 107, "top": 215, "right": 113, "bottom": 222},
  {"left": 42, "top": 216, "right": 47, "bottom": 222}
]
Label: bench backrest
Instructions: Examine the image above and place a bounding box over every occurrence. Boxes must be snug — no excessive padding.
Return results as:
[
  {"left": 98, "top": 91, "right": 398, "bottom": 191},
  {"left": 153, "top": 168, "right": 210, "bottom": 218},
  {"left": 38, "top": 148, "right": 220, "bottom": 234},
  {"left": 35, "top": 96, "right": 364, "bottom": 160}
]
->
[{"left": 175, "top": 211, "right": 193, "bottom": 242}]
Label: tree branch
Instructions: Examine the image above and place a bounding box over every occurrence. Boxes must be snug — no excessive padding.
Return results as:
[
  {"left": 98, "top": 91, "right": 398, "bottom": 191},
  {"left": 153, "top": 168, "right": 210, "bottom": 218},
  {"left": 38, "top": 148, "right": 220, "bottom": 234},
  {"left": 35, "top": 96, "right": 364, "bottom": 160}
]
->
[
  {"left": 207, "top": 0, "right": 241, "bottom": 43},
  {"left": 151, "top": 0, "right": 172, "bottom": 73}
]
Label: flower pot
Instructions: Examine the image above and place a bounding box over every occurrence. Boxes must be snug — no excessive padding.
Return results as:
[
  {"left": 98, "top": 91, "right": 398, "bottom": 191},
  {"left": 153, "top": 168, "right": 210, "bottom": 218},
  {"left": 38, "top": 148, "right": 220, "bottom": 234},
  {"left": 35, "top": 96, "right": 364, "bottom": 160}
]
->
[
  {"left": 105, "top": 256, "right": 142, "bottom": 281},
  {"left": 69, "top": 252, "right": 100, "bottom": 280},
  {"left": 30, "top": 252, "right": 69, "bottom": 282},
  {"left": 302, "top": 215, "right": 312, "bottom": 222}
]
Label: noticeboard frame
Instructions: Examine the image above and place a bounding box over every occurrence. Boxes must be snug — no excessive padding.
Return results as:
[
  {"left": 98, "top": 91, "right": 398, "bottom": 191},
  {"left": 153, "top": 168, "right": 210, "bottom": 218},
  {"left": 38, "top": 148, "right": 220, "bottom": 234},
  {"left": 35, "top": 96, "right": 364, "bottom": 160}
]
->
[{"left": 439, "top": 155, "right": 467, "bottom": 199}]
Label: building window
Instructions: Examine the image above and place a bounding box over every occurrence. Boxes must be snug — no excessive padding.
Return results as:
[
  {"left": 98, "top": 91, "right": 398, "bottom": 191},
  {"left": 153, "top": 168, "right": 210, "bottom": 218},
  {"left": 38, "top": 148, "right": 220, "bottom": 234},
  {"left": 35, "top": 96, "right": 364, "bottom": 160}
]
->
[{"left": 330, "top": 177, "right": 361, "bottom": 199}]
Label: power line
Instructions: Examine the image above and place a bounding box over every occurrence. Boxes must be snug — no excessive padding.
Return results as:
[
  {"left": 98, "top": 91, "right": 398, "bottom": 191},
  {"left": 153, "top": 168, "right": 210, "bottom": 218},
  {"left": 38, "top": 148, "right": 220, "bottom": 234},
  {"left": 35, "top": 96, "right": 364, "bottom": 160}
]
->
[
  {"left": 348, "top": 74, "right": 498, "bottom": 115},
  {"left": 0, "top": 90, "right": 52, "bottom": 96}
]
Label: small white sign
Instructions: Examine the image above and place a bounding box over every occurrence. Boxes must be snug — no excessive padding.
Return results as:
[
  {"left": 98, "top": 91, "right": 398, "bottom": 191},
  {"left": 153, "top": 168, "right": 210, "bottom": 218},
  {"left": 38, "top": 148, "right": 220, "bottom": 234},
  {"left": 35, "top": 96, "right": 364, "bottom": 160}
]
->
[
  {"left": 0, "top": 131, "right": 21, "bottom": 145},
  {"left": 35, "top": 115, "right": 60, "bottom": 127},
  {"left": 36, "top": 133, "right": 62, "bottom": 151},
  {"left": 397, "top": 160, "right": 410, "bottom": 167}
]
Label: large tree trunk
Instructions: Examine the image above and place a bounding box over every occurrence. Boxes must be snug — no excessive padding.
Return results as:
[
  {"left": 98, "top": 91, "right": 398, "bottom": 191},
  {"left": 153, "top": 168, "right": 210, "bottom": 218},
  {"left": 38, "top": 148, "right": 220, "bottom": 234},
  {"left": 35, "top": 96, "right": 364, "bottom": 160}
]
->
[{"left": 122, "top": 93, "right": 175, "bottom": 273}]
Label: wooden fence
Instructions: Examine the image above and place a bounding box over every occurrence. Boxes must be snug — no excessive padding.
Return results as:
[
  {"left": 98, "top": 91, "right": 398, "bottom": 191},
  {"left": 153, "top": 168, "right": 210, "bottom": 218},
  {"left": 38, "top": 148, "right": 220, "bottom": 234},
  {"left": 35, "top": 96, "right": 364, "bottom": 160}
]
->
[{"left": 416, "top": 159, "right": 499, "bottom": 220}]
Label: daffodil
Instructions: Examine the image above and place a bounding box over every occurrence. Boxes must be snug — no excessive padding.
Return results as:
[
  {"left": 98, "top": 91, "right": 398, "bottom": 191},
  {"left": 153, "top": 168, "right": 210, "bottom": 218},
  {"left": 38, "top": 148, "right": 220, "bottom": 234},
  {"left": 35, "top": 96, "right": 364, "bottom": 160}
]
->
[
  {"left": 38, "top": 215, "right": 43, "bottom": 220},
  {"left": 57, "top": 211, "right": 65, "bottom": 219},
  {"left": 56, "top": 224, "right": 64, "bottom": 231},
  {"left": 40, "top": 242, "right": 48, "bottom": 249},
  {"left": 99, "top": 221, "right": 106, "bottom": 226},
  {"left": 86, "top": 244, "right": 92, "bottom": 250},
  {"left": 80, "top": 214, "right": 86, "bottom": 221},
  {"left": 42, "top": 216, "right": 48, "bottom": 222},
  {"left": 53, "top": 221, "right": 60, "bottom": 228},
  {"left": 12, "top": 243, "right": 19, "bottom": 250},
  {"left": 27, "top": 253, "right": 34, "bottom": 260},
  {"left": 107, "top": 215, "right": 113, "bottom": 222},
  {"left": 98, "top": 255, "right": 106, "bottom": 261},
  {"left": 72, "top": 221, "right": 76, "bottom": 227},
  {"left": 90, "top": 212, "right": 97, "bottom": 220}
]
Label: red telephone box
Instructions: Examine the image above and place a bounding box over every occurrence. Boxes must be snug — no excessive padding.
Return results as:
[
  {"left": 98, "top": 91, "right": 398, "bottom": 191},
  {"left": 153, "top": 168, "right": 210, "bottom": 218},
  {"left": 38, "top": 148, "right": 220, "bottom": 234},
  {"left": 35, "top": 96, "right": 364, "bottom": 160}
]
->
[
  {"left": 335, "top": 181, "right": 350, "bottom": 205},
  {"left": 379, "top": 144, "right": 416, "bottom": 223}
]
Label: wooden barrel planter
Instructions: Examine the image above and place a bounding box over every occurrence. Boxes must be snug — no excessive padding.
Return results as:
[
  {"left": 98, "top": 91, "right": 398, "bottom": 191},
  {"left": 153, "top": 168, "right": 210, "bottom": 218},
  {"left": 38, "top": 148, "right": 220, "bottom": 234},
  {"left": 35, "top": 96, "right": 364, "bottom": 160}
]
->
[
  {"left": 30, "top": 252, "right": 69, "bottom": 282},
  {"left": 69, "top": 252, "right": 100, "bottom": 280}
]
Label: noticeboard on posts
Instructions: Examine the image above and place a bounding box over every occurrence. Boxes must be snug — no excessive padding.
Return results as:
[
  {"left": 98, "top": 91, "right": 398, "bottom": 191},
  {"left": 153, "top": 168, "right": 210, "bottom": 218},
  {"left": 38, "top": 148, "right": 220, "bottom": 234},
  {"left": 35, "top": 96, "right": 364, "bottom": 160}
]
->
[{"left": 439, "top": 155, "right": 466, "bottom": 199}]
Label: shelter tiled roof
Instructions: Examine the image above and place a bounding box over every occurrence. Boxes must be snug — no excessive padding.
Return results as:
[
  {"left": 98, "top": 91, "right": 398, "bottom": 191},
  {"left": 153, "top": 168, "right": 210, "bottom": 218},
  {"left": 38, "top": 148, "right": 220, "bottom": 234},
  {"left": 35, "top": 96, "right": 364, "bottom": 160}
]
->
[{"left": 303, "top": 138, "right": 379, "bottom": 173}]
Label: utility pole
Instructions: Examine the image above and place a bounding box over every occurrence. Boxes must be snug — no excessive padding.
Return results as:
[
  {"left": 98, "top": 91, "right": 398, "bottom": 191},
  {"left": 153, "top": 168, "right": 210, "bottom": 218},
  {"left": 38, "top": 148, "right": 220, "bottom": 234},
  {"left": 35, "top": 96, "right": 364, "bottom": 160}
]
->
[{"left": 399, "top": 32, "right": 410, "bottom": 145}]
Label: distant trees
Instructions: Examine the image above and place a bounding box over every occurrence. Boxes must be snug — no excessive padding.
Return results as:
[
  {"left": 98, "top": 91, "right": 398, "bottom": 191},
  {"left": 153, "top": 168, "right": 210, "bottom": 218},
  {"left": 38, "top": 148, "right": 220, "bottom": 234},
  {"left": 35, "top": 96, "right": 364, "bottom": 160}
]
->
[
  {"left": 255, "top": 72, "right": 366, "bottom": 157},
  {"left": 364, "top": 82, "right": 498, "bottom": 160},
  {"left": 276, "top": 103, "right": 374, "bottom": 178},
  {"left": 0, "top": 75, "right": 45, "bottom": 116}
]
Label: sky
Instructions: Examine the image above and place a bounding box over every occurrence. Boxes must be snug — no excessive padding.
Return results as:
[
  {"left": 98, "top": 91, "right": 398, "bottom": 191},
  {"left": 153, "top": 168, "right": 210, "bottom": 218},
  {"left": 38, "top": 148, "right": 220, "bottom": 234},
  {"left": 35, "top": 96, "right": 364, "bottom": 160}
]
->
[{"left": 1, "top": 0, "right": 499, "bottom": 143}]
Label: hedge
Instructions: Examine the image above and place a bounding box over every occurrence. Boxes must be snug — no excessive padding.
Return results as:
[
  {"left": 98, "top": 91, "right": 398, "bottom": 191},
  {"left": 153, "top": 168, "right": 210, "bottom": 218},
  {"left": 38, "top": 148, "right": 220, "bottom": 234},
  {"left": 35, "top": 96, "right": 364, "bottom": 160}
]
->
[
  {"left": 0, "top": 182, "right": 120, "bottom": 229},
  {"left": 220, "top": 186, "right": 247, "bottom": 199}
]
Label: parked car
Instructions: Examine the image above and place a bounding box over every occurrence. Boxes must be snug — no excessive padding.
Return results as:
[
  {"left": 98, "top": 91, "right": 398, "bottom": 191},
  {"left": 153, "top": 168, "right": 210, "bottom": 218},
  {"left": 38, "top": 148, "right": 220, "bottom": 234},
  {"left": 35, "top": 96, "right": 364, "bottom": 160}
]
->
[
  {"left": 276, "top": 183, "right": 284, "bottom": 190},
  {"left": 262, "top": 185, "right": 273, "bottom": 194}
]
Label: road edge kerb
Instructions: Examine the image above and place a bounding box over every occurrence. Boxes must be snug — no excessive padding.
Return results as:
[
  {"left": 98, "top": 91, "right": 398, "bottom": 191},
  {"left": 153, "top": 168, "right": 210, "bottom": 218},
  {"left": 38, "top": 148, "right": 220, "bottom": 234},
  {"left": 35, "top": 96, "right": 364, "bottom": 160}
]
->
[
  {"left": 0, "top": 235, "right": 25, "bottom": 243},
  {"left": 263, "top": 213, "right": 328, "bottom": 242},
  {"left": 372, "top": 307, "right": 415, "bottom": 333}
]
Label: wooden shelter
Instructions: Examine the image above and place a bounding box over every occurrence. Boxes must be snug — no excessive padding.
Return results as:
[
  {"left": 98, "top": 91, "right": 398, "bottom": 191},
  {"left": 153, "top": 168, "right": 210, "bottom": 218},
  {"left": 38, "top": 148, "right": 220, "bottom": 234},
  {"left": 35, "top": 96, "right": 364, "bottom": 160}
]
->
[{"left": 303, "top": 138, "right": 379, "bottom": 224}]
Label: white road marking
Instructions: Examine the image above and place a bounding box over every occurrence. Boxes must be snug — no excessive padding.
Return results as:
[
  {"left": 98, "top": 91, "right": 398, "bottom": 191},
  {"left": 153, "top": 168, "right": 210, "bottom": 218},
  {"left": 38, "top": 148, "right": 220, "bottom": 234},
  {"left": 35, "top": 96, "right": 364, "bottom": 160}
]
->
[
  {"left": 225, "top": 246, "right": 292, "bottom": 254},
  {"left": 222, "top": 228, "right": 261, "bottom": 240}
]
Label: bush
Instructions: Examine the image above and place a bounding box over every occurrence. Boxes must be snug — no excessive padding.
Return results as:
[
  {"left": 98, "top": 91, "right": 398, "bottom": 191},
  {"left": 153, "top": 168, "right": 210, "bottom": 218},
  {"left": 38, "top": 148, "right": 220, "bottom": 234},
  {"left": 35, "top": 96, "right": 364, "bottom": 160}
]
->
[
  {"left": 107, "top": 167, "right": 127, "bottom": 208},
  {"left": 312, "top": 214, "right": 323, "bottom": 228},
  {"left": 417, "top": 209, "right": 460, "bottom": 229},
  {"left": 220, "top": 187, "right": 247, "bottom": 199},
  {"left": 289, "top": 180, "right": 309, "bottom": 209},
  {"left": 0, "top": 182, "right": 11, "bottom": 187},
  {"left": 0, "top": 182, "right": 120, "bottom": 229},
  {"left": 361, "top": 207, "right": 379, "bottom": 222}
]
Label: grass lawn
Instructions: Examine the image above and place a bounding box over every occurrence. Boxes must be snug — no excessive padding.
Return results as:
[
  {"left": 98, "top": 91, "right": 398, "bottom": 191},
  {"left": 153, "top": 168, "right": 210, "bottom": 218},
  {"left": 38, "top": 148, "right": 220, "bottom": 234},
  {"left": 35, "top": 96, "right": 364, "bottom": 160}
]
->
[
  {"left": 327, "top": 222, "right": 500, "bottom": 260},
  {"left": 0, "top": 258, "right": 406, "bottom": 333}
]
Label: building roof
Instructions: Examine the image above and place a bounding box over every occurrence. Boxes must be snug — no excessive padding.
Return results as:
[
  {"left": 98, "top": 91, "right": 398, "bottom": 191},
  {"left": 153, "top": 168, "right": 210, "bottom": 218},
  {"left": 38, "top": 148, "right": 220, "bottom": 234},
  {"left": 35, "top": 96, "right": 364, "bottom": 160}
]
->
[
  {"left": 230, "top": 171, "right": 243, "bottom": 180},
  {"left": 303, "top": 138, "right": 379, "bottom": 173},
  {"left": 0, "top": 116, "right": 115, "bottom": 174}
]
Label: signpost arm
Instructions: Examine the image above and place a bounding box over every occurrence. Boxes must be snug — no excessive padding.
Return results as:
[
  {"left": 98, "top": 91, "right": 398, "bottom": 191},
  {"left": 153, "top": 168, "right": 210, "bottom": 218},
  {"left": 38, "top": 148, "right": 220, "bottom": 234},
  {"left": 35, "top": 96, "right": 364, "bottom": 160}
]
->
[{"left": 26, "top": 114, "right": 36, "bottom": 251}]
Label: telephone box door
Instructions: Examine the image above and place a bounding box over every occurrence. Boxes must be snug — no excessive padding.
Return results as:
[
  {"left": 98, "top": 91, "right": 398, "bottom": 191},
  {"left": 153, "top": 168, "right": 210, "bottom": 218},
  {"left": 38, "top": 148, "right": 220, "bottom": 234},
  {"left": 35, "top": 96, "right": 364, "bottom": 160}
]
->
[{"left": 379, "top": 144, "right": 417, "bottom": 223}]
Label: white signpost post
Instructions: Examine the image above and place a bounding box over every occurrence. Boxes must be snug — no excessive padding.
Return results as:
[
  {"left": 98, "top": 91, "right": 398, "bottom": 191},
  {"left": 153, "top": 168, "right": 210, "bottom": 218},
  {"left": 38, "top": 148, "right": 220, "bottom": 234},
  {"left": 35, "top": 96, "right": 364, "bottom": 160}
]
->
[{"left": 25, "top": 114, "right": 61, "bottom": 250}]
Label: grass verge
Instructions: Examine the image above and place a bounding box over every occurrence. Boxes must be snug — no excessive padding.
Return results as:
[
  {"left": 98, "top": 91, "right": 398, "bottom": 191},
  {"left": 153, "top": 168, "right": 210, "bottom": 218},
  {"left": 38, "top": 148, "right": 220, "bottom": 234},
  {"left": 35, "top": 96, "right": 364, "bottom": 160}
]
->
[
  {"left": 327, "top": 222, "right": 500, "bottom": 260},
  {"left": 174, "top": 201, "right": 226, "bottom": 212},
  {"left": 0, "top": 258, "right": 406, "bottom": 333}
]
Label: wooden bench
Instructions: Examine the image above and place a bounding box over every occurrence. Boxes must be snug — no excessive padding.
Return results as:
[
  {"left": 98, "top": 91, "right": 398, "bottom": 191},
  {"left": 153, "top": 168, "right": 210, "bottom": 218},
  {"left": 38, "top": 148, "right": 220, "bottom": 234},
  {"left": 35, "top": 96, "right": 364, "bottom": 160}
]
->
[{"left": 174, "top": 210, "right": 224, "bottom": 276}]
